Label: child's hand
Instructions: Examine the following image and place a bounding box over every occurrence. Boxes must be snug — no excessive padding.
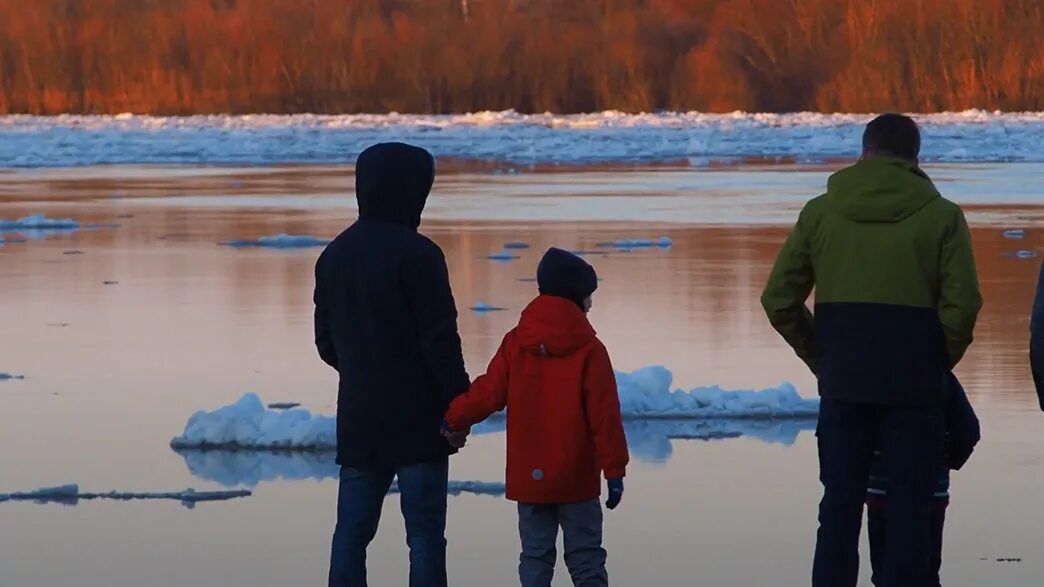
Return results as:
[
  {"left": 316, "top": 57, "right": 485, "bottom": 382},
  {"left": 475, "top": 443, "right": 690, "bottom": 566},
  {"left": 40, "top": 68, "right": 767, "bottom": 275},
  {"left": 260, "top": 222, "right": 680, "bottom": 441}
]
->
[
  {"left": 441, "top": 421, "right": 470, "bottom": 449},
  {"left": 606, "top": 478, "right": 624, "bottom": 510}
]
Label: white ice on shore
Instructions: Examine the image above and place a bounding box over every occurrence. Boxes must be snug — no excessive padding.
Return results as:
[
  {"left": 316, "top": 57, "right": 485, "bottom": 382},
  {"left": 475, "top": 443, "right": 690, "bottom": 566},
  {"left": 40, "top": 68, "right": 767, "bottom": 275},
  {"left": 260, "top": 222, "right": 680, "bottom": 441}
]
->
[
  {"left": 0, "top": 484, "right": 250, "bottom": 506},
  {"left": 0, "top": 214, "right": 80, "bottom": 231},
  {"left": 170, "top": 367, "right": 817, "bottom": 450},
  {"left": 223, "top": 234, "right": 330, "bottom": 249},
  {"left": 3, "top": 111, "right": 1044, "bottom": 167}
]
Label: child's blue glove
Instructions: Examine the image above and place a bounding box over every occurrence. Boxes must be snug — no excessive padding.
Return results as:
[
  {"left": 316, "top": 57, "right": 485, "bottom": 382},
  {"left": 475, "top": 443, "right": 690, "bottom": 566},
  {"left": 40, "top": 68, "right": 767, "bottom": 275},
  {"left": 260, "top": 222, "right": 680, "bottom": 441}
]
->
[{"left": 606, "top": 478, "right": 624, "bottom": 510}]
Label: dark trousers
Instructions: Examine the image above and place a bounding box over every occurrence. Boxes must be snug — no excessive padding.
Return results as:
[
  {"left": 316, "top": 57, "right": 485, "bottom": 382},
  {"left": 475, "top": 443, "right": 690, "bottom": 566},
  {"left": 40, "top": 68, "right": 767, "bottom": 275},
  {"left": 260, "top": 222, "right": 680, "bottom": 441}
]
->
[
  {"left": 518, "top": 500, "right": 608, "bottom": 587},
  {"left": 812, "top": 398, "right": 945, "bottom": 587},
  {"left": 869, "top": 502, "right": 947, "bottom": 587},
  {"left": 329, "top": 456, "right": 449, "bottom": 587}
]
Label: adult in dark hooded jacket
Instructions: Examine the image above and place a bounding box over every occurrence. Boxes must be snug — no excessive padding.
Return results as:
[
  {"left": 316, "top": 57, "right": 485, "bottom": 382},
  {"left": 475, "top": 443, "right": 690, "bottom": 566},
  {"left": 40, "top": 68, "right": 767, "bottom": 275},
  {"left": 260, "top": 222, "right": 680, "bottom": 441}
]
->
[
  {"left": 1030, "top": 262, "right": 1044, "bottom": 411},
  {"left": 316, "top": 143, "right": 470, "bottom": 587}
]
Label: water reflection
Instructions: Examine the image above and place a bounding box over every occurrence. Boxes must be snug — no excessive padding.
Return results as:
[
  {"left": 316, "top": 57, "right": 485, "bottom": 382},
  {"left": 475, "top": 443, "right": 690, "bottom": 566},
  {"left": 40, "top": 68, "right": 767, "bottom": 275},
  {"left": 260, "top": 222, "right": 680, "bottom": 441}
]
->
[{"left": 177, "top": 418, "right": 815, "bottom": 487}]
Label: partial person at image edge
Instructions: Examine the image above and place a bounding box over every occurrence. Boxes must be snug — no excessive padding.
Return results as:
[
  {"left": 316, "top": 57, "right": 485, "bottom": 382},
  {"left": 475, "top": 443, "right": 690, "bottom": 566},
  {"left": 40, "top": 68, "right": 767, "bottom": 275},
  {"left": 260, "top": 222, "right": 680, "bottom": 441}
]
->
[
  {"left": 444, "top": 247, "right": 630, "bottom": 587},
  {"left": 865, "top": 372, "right": 981, "bottom": 587},
  {"left": 316, "top": 142, "right": 470, "bottom": 587},
  {"left": 1029, "top": 261, "right": 1044, "bottom": 411}
]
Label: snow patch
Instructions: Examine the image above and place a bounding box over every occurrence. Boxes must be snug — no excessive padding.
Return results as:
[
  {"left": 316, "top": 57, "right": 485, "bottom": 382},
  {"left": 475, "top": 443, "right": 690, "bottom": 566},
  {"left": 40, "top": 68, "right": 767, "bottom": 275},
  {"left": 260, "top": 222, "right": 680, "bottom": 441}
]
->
[{"left": 223, "top": 234, "right": 330, "bottom": 249}]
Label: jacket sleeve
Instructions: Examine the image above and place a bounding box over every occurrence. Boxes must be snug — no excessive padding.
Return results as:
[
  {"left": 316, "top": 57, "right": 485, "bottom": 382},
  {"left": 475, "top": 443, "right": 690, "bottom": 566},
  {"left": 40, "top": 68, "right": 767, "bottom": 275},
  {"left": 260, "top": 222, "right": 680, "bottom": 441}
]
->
[
  {"left": 945, "top": 373, "right": 980, "bottom": 471},
  {"left": 583, "top": 342, "right": 629, "bottom": 480},
  {"left": 313, "top": 257, "right": 338, "bottom": 371},
  {"left": 938, "top": 208, "right": 982, "bottom": 368},
  {"left": 444, "top": 334, "right": 512, "bottom": 431},
  {"left": 761, "top": 206, "right": 818, "bottom": 374},
  {"left": 1030, "top": 262, "right": 1044, "bottom": 411},
  {"left": 403, "top": 241, "right": 471, "bottom": 407}
]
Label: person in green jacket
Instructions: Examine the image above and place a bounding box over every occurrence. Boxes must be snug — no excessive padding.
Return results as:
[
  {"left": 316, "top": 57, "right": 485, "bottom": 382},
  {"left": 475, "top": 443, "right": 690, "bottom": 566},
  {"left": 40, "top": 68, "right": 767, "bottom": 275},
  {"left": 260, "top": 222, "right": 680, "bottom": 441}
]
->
[{"left": 761, "top": 113, "right": 982, "bottom": 587}]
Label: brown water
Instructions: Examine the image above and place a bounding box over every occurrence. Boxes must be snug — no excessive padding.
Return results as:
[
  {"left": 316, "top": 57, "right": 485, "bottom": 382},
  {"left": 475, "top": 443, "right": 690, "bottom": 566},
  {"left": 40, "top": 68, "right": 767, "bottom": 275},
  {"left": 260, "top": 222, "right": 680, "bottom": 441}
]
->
[{"left": 0, "top": 166, "right": 1042, "bottom": 587}]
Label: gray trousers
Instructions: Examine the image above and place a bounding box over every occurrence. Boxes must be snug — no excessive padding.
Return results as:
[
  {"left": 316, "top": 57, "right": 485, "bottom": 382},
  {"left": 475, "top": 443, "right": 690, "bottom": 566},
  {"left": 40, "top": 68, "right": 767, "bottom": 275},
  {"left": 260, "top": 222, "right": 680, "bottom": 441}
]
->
[{"left": 518, "top": 500, "right": 608, "bottom": 587}]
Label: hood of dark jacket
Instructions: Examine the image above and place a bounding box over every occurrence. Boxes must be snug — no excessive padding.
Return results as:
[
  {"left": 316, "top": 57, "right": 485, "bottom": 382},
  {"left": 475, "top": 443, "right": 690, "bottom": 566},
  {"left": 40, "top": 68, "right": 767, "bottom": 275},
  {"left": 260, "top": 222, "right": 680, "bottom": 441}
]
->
[
  {"left": 355, "top": 143, "right": 435, "bottom": 230},
  {"left": 826, "top": 156, "right": 939, "bottom": 223},
  {"left": 516, "top": 295, "right": 596, "bottom": 358}
]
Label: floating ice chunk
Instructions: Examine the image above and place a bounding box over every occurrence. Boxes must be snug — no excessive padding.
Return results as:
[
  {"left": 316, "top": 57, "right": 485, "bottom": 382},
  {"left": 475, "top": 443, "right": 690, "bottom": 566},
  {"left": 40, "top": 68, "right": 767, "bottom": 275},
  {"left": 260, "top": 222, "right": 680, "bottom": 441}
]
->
[
  {"left": 1013, "top": 250, "right": 1038, "bottom": 259},
  {"left": 486, "top": 250, "right": 520, "bottom": 261},
  {"left": 0, "top": 214, "right": 80, "bottom": 231},
  {"left": 1003, "top": 229, "right": 1026, "bottom": 239},
  {"left": 170, "top": 393, "right": 337, "bottom": 450},
  {"left": 0, "top": 484, "right": 250, "bottom": 507},
  {"left": 0, "top": 372, "right": 25, "bottom": 381},
  {"left": 171, "top": 369, "right": 816, "bottom": 450},
  {"left": 223, "top": 234, "right": 330, "bottom": 249},
  {"left": 470, "top": 302, "right": 507, "bottom": 313},
  {"left": 597, "top": 237, "right": 673, "bottom": 250},
  {"left": 503, "top": 242, "right": 530, "bottom": 250},
  {"left": 615, "top": 366, "right": 819, "bottom": 419}
]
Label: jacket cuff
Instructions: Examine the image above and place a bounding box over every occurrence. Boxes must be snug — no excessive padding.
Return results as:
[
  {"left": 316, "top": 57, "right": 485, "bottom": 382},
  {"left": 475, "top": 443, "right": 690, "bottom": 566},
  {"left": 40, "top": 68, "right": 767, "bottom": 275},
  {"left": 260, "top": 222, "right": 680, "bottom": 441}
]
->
[{"left": 604, "top": 466, "right": 626, "bottom": 480}]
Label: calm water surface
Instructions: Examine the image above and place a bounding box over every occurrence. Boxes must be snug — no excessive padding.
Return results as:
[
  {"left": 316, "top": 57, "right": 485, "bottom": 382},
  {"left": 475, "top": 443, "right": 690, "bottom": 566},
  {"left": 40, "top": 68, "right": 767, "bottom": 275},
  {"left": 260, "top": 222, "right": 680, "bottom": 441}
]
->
[{"left": 0, "top": 165, "right": 1041, "bottom": 586}]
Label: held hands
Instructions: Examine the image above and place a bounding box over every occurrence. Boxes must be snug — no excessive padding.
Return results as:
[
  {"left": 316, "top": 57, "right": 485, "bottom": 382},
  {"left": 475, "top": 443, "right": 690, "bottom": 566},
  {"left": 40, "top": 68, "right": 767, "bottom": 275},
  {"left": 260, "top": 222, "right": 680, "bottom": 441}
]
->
[
  {"left": 441, "top": 421, "right": 470, "bottom": 449},
  {"left": 606, "top": 478, "right": 624, "bottom": 510}
]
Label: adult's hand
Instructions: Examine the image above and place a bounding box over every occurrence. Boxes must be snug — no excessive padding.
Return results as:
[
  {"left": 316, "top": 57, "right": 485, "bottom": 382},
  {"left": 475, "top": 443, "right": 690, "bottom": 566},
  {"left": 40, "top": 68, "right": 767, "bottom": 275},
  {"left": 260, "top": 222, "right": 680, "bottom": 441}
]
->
[
  {"left": 606, "top": 478, "right": 624, "bottom": 510},
  {"left": 441, "top": 422, "right": 470, "bottom": 449}
]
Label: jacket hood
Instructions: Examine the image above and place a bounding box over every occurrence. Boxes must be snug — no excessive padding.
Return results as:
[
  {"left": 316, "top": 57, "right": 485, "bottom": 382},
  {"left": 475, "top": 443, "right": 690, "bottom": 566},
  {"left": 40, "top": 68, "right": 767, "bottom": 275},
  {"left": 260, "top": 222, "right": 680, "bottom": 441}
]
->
[
  {"left": 826, "top": 156, "right": 939, "bottom": 223},
  {"left": 516, "top": 295, "right": 597, "bottom": 358},
  {"left": 355, "top": 143, "right": 435, "bottom": 230}
]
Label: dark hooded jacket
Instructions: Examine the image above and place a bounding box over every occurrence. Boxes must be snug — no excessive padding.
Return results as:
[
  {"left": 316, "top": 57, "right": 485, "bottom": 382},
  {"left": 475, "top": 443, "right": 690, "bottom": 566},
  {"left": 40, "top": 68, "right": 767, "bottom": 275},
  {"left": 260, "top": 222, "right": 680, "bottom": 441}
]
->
[
  {"left": 762, "top": 157, "right": 982, "bottom": 405},
  {"left": 314, "top": 143, "right": 470, "bottom": 467},
  {"left": 1030, "top": 262, "right": 1044, "bottom": 411}
]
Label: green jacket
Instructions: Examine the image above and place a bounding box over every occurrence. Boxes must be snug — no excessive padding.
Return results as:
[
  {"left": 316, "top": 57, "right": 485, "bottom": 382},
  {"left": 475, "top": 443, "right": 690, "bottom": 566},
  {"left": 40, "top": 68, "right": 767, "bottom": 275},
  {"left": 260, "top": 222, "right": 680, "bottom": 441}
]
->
[{"left": 761, "top": 156, "right": 982, "bottom": 404}]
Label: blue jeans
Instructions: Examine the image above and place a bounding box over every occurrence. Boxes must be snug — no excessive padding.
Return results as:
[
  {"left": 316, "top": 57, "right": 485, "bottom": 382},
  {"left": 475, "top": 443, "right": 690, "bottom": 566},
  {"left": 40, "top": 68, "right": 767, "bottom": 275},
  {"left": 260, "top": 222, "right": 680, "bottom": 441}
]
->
[
  {"left": 518, "top": 500, "right": 608, "bottom": 587},
  {"left": 812, "top": 399, "right": 945, "bottom": 587},
  {"left": 328, "top": 457, "right": 449, "bottom": 587}
]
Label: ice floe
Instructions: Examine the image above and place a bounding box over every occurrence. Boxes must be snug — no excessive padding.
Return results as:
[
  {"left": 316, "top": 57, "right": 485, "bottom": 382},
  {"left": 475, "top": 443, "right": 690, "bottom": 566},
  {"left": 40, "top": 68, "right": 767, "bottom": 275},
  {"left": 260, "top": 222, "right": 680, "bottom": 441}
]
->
[
  {"left": 0, "top": 484, "right": 250, "bottom": 507},
  {"left": 470, "top": 302, "right": 507, "bottom": 313},
  {"left": 598, "top": 236, "right": 673, "bottom": 250},
  {"left": 503, "top": 242, "right": 530, "bottom": 250},
  {"left": 4, "top": 111, "right": 1044, "bottom": 167},
  {"left": 0, "top": 214, "right": 80, "bottom": 231},
  {"left": 170, "top": 368, "right": 816, "bottom": 451},
  {"left": 0, "top": 372, "right": 25, "bottom": 381},
  {"left": 1003, "top": 229, "right": 1026, "bottom": 239},
  {"left": 486, "top": 250, "right": 520, "bottom": 261},
  {"left": 222, "top": 234, "right": 330, "bottom": 249}
]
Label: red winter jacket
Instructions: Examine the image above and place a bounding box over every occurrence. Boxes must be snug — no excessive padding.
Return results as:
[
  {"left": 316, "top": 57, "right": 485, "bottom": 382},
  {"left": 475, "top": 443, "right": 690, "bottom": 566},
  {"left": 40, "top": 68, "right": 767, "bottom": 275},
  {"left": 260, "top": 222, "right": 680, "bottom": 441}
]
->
[{"left": 445, "top": 295, "right": 629, "bottom": 504}]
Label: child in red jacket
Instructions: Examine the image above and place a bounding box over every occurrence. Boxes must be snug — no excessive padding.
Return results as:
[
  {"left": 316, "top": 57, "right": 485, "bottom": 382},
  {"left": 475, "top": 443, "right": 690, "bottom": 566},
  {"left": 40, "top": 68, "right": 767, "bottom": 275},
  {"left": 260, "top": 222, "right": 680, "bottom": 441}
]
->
[{"left": 444, "top": 247, "right": 629, "bottom": 587}]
